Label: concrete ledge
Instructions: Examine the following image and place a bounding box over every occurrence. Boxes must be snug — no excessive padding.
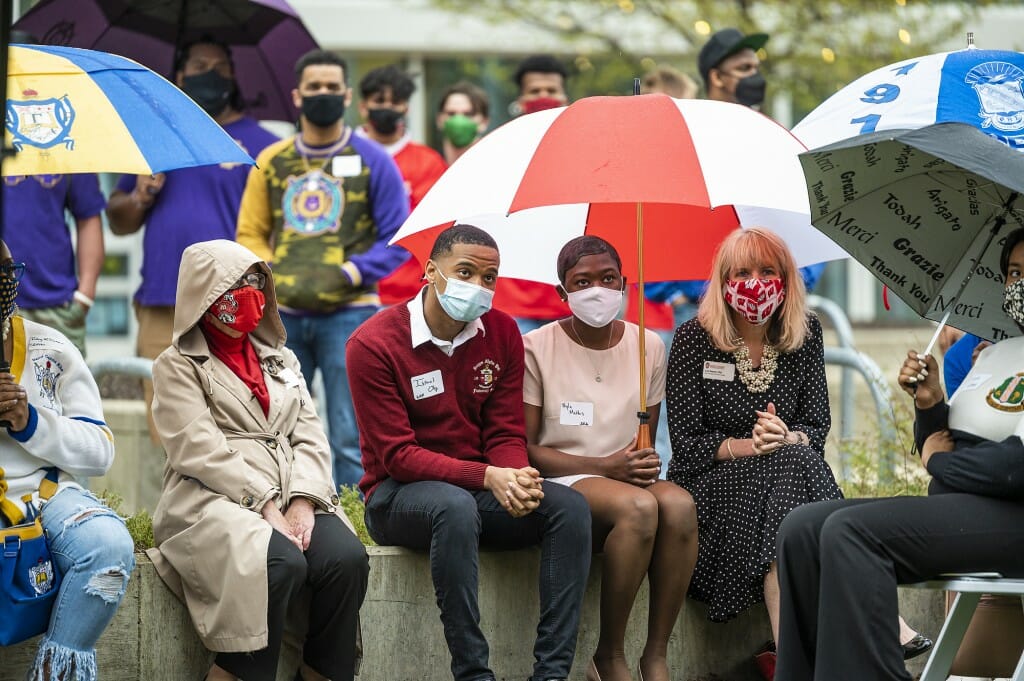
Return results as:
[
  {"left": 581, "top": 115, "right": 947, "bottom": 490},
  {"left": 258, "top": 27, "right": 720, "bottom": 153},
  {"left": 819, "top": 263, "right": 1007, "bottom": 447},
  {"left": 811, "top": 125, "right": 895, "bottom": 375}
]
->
[{"left": 0, "top": 547, "right": 943, "bottom": 681}]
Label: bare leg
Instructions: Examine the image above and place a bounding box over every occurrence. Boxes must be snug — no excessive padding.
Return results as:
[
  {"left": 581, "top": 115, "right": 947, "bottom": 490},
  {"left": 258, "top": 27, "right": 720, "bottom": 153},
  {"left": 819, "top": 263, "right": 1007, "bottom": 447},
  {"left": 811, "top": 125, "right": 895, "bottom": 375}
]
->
[
  {"left": 639, "top": 482, "right": 698, "bottom": 681},
  {"left": 574, "top": 477, "right": 659, "bottom": 681},
  {"left": 897, "top": 615, "right": 919, "bottom": 646},
  {"left": 206, "top": 664, "right": 238, "bottom": 681},
  {"left": 765, "top": 562, "right": 780, "bottom": 644}
]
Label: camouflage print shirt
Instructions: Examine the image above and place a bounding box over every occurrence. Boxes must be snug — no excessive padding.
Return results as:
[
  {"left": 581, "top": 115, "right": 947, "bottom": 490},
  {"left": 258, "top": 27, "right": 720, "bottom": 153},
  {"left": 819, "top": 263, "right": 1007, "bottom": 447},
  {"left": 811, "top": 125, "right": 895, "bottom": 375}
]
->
[{"left": 237, "top": 130, "right": 410, "bottom": 313}]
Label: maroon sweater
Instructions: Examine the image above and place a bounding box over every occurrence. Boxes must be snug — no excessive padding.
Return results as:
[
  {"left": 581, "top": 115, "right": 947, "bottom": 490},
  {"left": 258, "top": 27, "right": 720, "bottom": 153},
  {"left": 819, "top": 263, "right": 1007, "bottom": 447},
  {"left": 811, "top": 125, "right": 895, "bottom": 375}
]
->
[{"left": 347, "top": 303, "right": 529, "bottom": 500}]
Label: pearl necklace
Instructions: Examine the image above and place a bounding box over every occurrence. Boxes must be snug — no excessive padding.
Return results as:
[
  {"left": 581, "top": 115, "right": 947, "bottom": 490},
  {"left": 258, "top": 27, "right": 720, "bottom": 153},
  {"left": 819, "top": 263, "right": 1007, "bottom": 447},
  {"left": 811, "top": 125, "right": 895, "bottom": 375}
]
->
[
  {"left": 567, "top": 319, "right": 614, "bottom": 383},
  {"left": 733, "top": 339, "right": 778, "bottom": 393}
]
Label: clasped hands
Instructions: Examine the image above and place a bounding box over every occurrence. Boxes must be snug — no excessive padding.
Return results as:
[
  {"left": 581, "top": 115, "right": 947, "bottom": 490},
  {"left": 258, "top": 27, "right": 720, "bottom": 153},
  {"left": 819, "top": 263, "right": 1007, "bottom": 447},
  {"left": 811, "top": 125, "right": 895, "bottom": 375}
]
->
[
  {"left": 751, "top": 402, "right": 802, "bottom": 455},
  {"left": 0, "top": 372, "right": 29, "bottom": 431},
  {"left": 484, "top": 466, "right": 544, "bottom": 518},
  {"left": 262, "top": 496, "right": 316, "bottom": 551}
]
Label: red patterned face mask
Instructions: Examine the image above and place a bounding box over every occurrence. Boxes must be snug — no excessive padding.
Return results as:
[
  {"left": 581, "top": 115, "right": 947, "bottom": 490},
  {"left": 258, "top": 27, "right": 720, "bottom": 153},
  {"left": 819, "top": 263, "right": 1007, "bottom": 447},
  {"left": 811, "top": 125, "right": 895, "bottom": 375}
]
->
[
  {"left": 208, "top": 286, "right": 266, "bottom": 334},
  {"left": 723, "top": 278, "right": 785, "bottom": 326}
]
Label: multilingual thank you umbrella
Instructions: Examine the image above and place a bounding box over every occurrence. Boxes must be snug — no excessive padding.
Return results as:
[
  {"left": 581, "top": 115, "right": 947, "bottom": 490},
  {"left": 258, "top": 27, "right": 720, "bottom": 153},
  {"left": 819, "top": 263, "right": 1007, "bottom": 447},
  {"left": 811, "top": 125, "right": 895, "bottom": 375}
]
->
[{"left": 799, "top": 123, "right": 1024, "bottom": 352}]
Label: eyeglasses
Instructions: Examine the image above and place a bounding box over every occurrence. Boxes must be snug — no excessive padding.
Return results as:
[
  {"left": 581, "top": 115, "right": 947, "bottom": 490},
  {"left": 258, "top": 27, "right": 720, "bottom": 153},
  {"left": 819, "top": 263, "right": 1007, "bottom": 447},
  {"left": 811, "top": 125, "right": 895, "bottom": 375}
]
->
[
  {"left": 0, "top": 262, "right": 25, "bottom": 282},
  {"left": 229, "top": 272, "right": 267, "bottom": 291}
]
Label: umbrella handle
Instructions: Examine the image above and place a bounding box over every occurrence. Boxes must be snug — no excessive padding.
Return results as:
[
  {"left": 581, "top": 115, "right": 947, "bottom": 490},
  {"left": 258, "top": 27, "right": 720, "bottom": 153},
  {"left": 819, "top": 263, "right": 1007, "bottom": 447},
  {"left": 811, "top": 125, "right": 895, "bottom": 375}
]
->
[
  {"left": 920, "top": 310, "right": 951, "bottom": 359},
  {"left": 636, "top": 411, "right": 652, "bottom": 450}
]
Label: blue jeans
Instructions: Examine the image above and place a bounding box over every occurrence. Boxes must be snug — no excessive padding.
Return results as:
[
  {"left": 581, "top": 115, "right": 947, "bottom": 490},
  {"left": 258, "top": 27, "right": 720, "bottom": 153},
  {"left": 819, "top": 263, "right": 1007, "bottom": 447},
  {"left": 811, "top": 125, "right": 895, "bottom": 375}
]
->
[
  {"left": 35, "top": 487, "right": 135, "bottom": 681},
  {"left": 365, "top": 478, "right": 592, "bottom": 681},
  {"left": 281, "top": 306, "right": 378, "bottom": 490}
]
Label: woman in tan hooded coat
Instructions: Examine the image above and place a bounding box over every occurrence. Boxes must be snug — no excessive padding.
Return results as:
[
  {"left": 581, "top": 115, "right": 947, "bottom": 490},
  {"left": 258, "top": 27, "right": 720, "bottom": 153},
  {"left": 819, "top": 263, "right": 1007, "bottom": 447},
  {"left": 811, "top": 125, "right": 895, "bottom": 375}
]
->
[{"left": 146, "top": 239, "right": 368, "bottom": 681}]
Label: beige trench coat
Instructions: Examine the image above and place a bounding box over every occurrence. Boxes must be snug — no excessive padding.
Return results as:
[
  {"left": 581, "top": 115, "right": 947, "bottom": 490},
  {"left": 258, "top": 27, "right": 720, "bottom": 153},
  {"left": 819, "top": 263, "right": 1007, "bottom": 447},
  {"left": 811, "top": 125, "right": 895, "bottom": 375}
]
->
[{"left": 145, "top": 239, "right": 356, "bottom": 653}]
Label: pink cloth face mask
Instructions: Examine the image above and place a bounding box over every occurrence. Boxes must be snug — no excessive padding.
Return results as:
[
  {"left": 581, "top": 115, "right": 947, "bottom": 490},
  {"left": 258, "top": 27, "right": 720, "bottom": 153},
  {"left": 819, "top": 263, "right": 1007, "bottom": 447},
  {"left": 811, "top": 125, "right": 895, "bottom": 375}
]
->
[{"left": 723, "top": 278, "right": 785, "bottom": 326}]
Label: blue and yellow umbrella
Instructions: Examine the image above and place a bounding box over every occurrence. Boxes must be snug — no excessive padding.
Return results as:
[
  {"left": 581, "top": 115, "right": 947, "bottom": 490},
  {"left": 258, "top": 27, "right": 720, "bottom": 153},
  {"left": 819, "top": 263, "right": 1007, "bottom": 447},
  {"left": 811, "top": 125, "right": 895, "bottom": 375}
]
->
[{"left": 3, "top": 44, "right": 255, "bottom": 176}]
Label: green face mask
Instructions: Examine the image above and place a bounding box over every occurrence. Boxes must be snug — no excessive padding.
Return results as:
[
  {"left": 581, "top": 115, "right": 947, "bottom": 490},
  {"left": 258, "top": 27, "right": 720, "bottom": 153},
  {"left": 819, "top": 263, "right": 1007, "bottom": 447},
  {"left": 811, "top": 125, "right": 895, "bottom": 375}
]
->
[{"left": 443, "top": 114, "right": 480, "bottom": 148}]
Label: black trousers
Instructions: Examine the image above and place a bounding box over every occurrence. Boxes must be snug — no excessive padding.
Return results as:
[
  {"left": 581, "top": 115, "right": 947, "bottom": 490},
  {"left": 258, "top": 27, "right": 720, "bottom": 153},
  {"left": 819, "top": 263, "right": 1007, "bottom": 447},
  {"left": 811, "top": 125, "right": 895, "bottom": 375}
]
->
[
  {"left": 217, "top": 514, "right": 369, "bottom": 681},
  {"left": 775, "top": 494, "right": 1024, "bottom": 681}
]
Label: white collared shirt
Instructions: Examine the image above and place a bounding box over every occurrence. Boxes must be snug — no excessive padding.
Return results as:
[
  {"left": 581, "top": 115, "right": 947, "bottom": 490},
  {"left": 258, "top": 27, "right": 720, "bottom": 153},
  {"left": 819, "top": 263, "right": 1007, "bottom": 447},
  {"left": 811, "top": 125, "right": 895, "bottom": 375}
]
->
[{"left": 407, "top": 287, "right": 485, "bottom": 356}]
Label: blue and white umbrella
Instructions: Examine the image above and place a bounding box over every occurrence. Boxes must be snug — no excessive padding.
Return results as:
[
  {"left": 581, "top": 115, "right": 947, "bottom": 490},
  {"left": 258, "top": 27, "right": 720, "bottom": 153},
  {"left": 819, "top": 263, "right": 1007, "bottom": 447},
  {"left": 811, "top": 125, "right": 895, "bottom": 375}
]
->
[{"left": 793, "top": 46, "right": 1024, "bottom": 152}]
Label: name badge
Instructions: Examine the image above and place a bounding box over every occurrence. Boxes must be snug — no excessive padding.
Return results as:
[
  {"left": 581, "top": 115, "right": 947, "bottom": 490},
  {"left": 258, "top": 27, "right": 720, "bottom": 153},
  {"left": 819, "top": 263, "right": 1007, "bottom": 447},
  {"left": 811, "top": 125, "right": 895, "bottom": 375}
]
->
[
  {"left": 703, "top": 361, "right": 736, "bottom": 382},
  {"left": 559, "top": 401, "right": 594, "bottom": 426},
  {"left": 958, "top": 372, "right": 991, "bottom": 393},
  {"left": 332, "top": 155, "right": 363, "bottom": 177},
  {"left": 949, "top": 372, "right": 992, "bottom": 405},
  {"left": 278, "top": 367, "right": 301, "bottom": 388},
  {"left": 412, "top": 370, "right": 444, "bottom": 400}
]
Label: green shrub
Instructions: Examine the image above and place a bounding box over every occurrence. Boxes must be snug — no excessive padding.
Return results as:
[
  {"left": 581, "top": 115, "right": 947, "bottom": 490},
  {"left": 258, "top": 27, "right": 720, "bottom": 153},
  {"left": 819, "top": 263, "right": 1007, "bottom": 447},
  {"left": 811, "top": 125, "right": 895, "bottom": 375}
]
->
[
  {"left": 98, "top": 491, "right": 155, "bottom": 551},
  {"left": 836, "top": 401, "right": 929, "bottom": 499},
  {"left": 339, "top": 485, "right": 374, "bottom": 546}
]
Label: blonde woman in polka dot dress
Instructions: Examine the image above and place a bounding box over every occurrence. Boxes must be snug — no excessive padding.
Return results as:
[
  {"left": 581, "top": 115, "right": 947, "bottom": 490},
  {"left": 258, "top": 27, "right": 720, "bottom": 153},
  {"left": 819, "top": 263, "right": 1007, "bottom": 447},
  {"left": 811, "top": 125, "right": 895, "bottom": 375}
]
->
[{"left": 665, "top": 228, "right": 841, "bottom": 662}]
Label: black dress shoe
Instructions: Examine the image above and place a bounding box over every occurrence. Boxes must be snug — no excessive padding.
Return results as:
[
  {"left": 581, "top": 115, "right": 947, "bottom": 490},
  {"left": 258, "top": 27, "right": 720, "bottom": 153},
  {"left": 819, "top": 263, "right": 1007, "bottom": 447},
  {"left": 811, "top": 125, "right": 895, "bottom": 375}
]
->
[{"left": 902, "top": 633, "right": 934, "bottom": 660}]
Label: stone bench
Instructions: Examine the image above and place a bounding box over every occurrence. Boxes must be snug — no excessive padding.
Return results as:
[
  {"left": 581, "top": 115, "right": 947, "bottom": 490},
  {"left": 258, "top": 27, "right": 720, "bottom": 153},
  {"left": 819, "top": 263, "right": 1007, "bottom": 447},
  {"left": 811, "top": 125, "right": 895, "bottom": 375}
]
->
[{"left": 0, "top": 547, "right": 943, "bottom": 681}]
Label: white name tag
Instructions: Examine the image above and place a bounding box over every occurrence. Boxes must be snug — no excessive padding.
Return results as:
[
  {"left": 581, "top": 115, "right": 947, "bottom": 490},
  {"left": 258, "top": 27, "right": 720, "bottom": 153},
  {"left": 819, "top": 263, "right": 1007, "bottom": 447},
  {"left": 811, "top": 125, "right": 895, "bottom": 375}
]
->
[
  {"left": 559, "top": 401, "right": 594, "bottom": 426},
  {"left": 278, "top": 367, "right": 301, "bottom": 388},
  {"left": 703, "top": 361, "right": 736, "bottom": 382},
  {"left": 412, "top": 370, "right": 444, "bottom": 400},
  {"left": 958, "top": 372, "right": 991, "bottom": 393},
  {"left": 332, "top": 155, "right": 362, "bottom": 177},
  {"left": 949, "top": 372, "right": 992, "bottom": 405}
]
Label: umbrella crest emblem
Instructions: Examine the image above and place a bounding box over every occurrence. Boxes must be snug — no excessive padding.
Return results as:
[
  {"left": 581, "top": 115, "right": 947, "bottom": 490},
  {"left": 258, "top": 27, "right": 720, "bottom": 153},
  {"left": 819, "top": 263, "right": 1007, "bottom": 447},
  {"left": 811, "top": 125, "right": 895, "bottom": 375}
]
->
[
  {"left": 283, "top": 172, "right": 343, "bottom": 235},
  {"left": 965, "top": 62, "right": 1024, "bottom": 134},
  {"left": 5, "top": 94, "right": 75, "bottom": 151},
  {"left": 986, "top": 372, "right": 1024, "bottom": 412}
]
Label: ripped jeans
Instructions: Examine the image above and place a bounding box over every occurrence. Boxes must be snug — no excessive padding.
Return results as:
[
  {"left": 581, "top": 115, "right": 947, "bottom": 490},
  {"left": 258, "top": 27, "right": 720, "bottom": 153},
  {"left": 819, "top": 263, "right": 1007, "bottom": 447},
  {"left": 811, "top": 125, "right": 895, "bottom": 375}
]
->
[{"left": 31, "top": 487, "right": 136, "bottom": 681}]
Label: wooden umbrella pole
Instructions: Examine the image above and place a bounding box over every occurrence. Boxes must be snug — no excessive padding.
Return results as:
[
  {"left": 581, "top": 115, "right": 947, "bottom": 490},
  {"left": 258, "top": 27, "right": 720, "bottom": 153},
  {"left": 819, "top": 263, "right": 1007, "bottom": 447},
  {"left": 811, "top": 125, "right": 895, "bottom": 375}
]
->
[{"left": 636, "top": 200, "right": 651, "bottom": 449}]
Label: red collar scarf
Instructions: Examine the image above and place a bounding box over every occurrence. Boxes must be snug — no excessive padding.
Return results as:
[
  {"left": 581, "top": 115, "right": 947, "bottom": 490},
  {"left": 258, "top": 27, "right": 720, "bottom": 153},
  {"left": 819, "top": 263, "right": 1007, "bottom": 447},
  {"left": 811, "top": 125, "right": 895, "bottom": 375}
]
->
[{"left": 200, "top": 318, "right": 270, "bottom": 417}]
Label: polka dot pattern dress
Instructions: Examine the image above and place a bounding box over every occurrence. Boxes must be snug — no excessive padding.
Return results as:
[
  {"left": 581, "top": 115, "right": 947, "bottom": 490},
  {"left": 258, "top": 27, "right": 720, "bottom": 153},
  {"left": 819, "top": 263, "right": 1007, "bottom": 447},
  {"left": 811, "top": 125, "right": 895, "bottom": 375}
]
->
[{"left": 666, "top": 314, "right": 841, "bottom": 622}]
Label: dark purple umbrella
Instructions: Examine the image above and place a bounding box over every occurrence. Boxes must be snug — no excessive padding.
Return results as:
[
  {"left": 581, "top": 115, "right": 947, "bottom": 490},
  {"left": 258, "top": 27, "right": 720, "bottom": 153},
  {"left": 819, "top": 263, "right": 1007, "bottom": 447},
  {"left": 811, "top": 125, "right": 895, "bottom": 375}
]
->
[{"left": 14, "top": 0, "right": 318, "bottom": 122}]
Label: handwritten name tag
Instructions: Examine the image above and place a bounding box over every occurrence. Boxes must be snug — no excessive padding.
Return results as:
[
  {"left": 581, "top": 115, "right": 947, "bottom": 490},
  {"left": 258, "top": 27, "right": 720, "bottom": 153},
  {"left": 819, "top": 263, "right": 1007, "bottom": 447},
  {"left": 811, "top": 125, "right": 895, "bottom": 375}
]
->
[
  {"left": 959, "top": 372, "right": 991, "bottom": 393},
  {"left": 412, "top": 370, "right": 444, "bottom": 400},
  {"left": 703, "top": 361, "right": 736, "bottom": 382},
  {"left": 278, "top": 367, "right": 301, "bottom": 388},
  {"left": 949, "top": 372, "right": 992, "bottom": 405},
  {"left": 559, "top": 401, "right": 594, "bottom": 426},
  {"left": 332, "top": 155, "right": 363, "bottom": 177}
]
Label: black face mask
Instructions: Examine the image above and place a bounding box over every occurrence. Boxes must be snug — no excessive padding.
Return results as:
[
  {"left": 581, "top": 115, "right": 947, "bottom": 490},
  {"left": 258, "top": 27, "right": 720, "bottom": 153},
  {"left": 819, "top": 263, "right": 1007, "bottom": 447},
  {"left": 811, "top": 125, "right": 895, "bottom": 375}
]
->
[
  {"left": 182, "top": 69, "right": 234, "bottom": 117},
  {"left": 735, "top": 72, "right": 766, "bottom": 108},
  {"left": 302, "top": 94, "right": 346, "bottom": 128},
  {"left": 367, "top": 107, "right": 404, "bottom": 135}
]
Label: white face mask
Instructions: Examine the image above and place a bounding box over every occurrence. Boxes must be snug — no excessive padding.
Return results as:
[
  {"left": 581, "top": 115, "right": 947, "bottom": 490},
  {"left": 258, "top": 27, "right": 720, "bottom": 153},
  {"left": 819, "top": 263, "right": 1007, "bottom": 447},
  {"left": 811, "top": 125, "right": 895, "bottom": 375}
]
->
[
  {"left": 566, "top": 286, "right": 623, "bottom": 328},
  {"left": 434, "top": 269, "right": 494, "bottom": 322}
]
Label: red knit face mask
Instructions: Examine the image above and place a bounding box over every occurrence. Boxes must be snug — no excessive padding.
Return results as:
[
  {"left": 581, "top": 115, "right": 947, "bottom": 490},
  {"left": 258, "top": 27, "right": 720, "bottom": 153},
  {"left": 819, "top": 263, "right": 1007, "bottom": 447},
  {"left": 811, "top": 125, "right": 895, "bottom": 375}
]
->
[
  {"left": 522, "top": 97, "right": 564, "bottom": 114},
  {"left": 209, "top": 286, "right": 266, "bottom": 334},
  {"left": 723, "top": 278, "right": 785, "bottom": 326}
]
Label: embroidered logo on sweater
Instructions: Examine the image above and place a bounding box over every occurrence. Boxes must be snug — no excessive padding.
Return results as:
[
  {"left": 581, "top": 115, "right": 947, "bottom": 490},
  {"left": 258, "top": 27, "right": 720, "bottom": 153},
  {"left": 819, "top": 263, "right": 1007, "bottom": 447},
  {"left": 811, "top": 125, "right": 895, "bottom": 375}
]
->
[
  {"left": 283, "top": 170, "right": 343, "bottom": 235},
  {"left": 986, "top": 372, "right": 1024, "bottom": 412},
  {"left": 31, "top": 353, "right": 63, "bottom": 410},
  {"left": 473, "top": 359, "right": 500, "bottom": 394}
]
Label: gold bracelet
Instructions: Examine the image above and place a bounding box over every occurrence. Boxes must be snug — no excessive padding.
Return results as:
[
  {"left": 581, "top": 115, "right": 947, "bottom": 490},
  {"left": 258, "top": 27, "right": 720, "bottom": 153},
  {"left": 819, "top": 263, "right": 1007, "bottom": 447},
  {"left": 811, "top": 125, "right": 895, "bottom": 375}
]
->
[{"left": 726, "top": 437, "right": 736, "bottom": 461}]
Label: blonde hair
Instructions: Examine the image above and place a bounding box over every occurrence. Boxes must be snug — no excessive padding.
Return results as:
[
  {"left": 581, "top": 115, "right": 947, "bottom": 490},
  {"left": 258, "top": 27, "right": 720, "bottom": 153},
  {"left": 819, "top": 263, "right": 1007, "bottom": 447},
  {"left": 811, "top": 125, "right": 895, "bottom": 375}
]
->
[
  {"left": 641, "top": 66, "right": 698, "bottom": 99},
  {"left": 697, "top": 227, "right": 809, "bottom": 353}
]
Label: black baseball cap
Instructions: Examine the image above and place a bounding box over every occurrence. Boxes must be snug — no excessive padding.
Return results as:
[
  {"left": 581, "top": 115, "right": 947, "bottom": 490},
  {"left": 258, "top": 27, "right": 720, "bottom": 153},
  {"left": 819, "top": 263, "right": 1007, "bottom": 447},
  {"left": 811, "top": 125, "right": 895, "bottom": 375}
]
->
[{"left": 698, "top": 28, "right": 769, "bottom": 84}]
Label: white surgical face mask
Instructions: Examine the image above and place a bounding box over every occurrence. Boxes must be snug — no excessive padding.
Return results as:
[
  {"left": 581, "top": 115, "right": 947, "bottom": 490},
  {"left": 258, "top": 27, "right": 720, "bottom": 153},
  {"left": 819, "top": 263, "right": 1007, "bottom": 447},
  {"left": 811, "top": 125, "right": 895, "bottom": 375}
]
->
[
  {"left": 566, "top": 286, "right": 623, "bottom": 328},
  {"left": 434, "top": 270, "right": 494, "bottom": 322}
]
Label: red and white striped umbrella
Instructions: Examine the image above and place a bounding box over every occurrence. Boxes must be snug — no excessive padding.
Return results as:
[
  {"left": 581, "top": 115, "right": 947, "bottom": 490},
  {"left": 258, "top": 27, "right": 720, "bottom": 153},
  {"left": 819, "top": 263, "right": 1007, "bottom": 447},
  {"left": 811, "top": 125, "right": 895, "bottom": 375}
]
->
[{"left": 392, "top": 94, "right": 846, "bottom": 285}]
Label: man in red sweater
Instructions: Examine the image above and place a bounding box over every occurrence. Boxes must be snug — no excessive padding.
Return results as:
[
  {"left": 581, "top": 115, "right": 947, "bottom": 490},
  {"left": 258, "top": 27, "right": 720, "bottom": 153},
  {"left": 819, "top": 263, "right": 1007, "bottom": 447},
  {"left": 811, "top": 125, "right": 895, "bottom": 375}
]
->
[{"left": 347, "top": 224, "right": 591, "bottom": 681}]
